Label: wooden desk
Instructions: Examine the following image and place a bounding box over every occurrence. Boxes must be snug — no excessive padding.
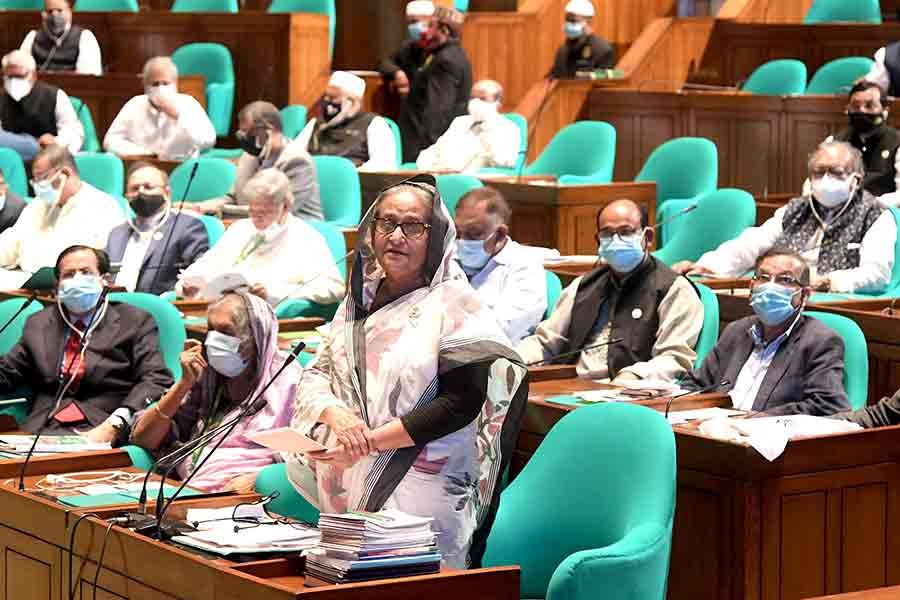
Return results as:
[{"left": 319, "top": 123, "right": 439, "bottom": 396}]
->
[
  {"left": 811, "top": 587, "right": 900, "bottom": 599},
  {"left": 518, "top": 376, "right": 900, "bottom": 600},
  {"left": 185, "top": 316, "right": 325, "bottom": 341}
]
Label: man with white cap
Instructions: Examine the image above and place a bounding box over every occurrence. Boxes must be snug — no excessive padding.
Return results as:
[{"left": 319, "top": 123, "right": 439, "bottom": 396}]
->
[
  {"left": 416, "top": 79, "right": 521, "bottom": 173},
  {"left": 295, "top": 71, "right": 397, "bottom": 171},
  {"left": 377, "top": 1, "right": 434, "bottom": 101},
  {"left": 550, "top": 0, "right": 615, "bottom": 79}
]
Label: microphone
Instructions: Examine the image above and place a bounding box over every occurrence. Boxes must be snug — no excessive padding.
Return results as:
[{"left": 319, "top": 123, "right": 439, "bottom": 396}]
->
[
  {"left": 18, "top": 286, "right": 111, "bottom": 491},
  {"left": 526, "top": 338, "right": 624, "bottom": 367},
  {"left": 664, "top": 378, "right": 730, "bottom": 419},
  {"left": 652, "top": 203, "right": 697, "bottom": 232},
  {"left": 0, "top": 291, "right": 38, "bottom": 340}
]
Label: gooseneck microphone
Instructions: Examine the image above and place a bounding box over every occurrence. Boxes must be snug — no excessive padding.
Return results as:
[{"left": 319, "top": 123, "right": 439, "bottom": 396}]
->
[
  {"left": 144, "top": 161, "right": 199, "bottom": 295},
  {"left": 664, "top": 379, "right": 731, "bottom": 419},
  {"left": 0, "top": 291, "right": 38, "bottom": 340},
  {"left": 651, "top": 203, "right": 698, "bottom": 232},
  {"left": 526, "top": 338, "right": 624, "bottom": 367}
]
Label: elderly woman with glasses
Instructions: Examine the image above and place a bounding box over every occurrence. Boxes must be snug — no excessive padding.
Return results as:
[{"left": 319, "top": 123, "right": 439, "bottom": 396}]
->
[{"left": 285, "top": 175, "right": 528, "bottom": 568}]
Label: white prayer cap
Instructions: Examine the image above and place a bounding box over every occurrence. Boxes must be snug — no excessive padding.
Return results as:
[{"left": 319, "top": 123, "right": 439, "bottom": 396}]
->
[
  {"left": 564, "top": 0, "right": 595, "bottom": 17},
  {"left": 328, "top": 71, "right": 366, "bottom": 99},
  {"left": 406, "top": 1, "right": 435, "bottom": 17}
]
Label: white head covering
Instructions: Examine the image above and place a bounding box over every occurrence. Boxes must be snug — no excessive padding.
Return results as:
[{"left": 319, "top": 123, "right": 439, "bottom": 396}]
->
[
  {"left": 328, "top": 71, "right": 366, "bottom": 99},
  {"left": 406, "top": 0, "right": 435, "bottom": 16},
  {"left": 564, "top": 0, "right": 595, "bottom": 17}
]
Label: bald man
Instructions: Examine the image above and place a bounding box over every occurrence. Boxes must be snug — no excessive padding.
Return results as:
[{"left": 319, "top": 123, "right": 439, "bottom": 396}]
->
[
  {"left": 517, "top": 199, "right": 704, "bottom": 383},
  {"left": 416, "top": 79, "right": 521, "bottom": 173}
]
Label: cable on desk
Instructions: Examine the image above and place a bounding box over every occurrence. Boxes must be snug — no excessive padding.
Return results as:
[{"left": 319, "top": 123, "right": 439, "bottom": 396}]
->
[
  {"left": 68, "top": 512, "right": 97, "bottom": 600},
  {"left": 92, "top": 521, "right": 115, "bottom": 600}
]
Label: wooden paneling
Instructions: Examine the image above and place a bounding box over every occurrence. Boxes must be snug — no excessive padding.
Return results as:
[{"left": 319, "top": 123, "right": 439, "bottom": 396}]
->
[
  {"left": 0, "top": 525, "right": 62, "bottom": 600},
  {"left": 718, "top": 0, "right": 815, "bottom": 23}
]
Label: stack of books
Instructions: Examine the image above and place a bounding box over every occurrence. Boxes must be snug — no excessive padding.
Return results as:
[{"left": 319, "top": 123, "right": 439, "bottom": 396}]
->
[{"left": 305, "top": 509, "right": 441, "bottom": 585}]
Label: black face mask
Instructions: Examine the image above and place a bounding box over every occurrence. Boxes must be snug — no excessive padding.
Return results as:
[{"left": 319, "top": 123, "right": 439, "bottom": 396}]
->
[
  {"left": 131, "top": 192, "right": 166, "bottom": 218},
  {"left": 236, "top": 130, "right": 265, "bottom": 156},
  {"left": 45, "top": 13, "right": 66, "bottom": 36},
  {"left": 848, "top": 111, "right": 884, "bottom": 135},
  {"left": 323, "top": 100, "right": 342, "bottom": 122}
]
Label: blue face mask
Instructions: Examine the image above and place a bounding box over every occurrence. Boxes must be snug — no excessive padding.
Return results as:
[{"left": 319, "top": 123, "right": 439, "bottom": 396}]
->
[
  {"left": 58, "top": 273, "right": 103, "bottom": 314},
  {"left": 749, "top": 282, "right": 801, "bottom": 326},
  {"left": 408, "top": 20, "right": 428, "bottom": 41},
  {"left": 599, "top": 233, "right": 645, "bottom": 274},
  {"left": 456, "top": 233, "right": 496, "bottom": 275},
  {"left": 205, "top": 330, "right": 248, "bottom": 378},
  {"left": 564, "top": 21, "right": 584, "bottom": 39}
]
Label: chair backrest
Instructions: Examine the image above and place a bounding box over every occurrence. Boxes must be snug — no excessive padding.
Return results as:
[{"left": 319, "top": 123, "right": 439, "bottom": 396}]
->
[
  {"left": 0, "top": 298, "right": 43, "bottom": 354},
  {"left": 197, "top": 214, "right": 226, "bottom": 246},
  {"left": 267, "top": 0, "right": 335, "bottom": 56},
  {"left": 635, "top": 137, "right": 718, "bottom": 211},
  {"left": 73, "top": 0, "right": 137, "bottom": 10},
  {"left": 806, "top": 57, "right": 876, "bottom": 95},
  {"left": 455, "top": 0, "right": 469, "bottom": 9},
  {"left": 654, "top": 188, "right": 757, "bottom": 264},
  {"left": 171, "top": 0, "right": 237, "bottom": 12},
  {"left": 524, "top": 120, "right": 616, "bottom": 182},
  {"left": 805, "top": 311, "right": 868, "bottom": 409},
  {"left": 436, "top": 174, "right": 483, "bottom": 216},
  {"left": 742, "top": 59, "right": 808, "bottom": 96},
  {"left": 307, "top": 219, "right": 347, "bottom": 279},
  {"left": 504, "top": 112, "right": 528, "bottom": 173},
  {"left": 169, "top": 158, "right": 237, "bottom": 203},
  {"left": 74, "top": 152, "right": 124, "bottom": 197},
  {"left": 544, "top": 270, "right": 562, "bottom": 320},
  {"left": 382, "top": 117, "right": 403, "bottom": 169},
  {"left": 482, "top": 403, "right": 676, "bottom": 599},
  {"left": 280, "top": 105, "right": 308, "bottom": 140},
  {"left": 171, "top": 43, "right": 235, "bottom": 136},
  {"left": 887, "top": 208, "right": 900, "bottom": 294},
  {"left": 804, "top": 0, "right": 882, "bottom": 24},
  {"left": 108, "top": 292, "right": 186, "bottom": 380},
  {"left": 693, "top": 282, "right": 719, "bottom": 368},
  {"left": 312, "top": 155, "right": 361, "bottom": 227},
  {"left": 0, "top": 0, "right": 42, "bottom": 8},
  {"left": 0, "top": 148, "right": 28, "bottom": 198},
  {"left": 69, "top": 97, "right": 100, "bottom": 153}
]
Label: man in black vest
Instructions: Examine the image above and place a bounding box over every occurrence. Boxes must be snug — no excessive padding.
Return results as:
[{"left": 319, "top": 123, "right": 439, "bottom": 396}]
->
[
  {"left": 19, "top": 0, "right": 103, "bottom": 75},
  {"left": 296, "top": 71, "right": 397, "bottom": 171},
  {"left": 550, "top": 0, "right": 616, "bottom": 79},
  {"left": 0, "top": 171, "right": 26, "bottom": 235},
  {"left": 517, "top": 199, "right": 704, "bottom": 383},
  {"left": 0, "top": 50, "right": 84, "bottom": 160}
]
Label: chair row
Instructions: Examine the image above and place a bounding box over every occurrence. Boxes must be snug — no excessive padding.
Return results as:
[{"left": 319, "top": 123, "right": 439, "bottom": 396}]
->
[{"left": 743, "top": 56, "right": 874, "bottom": 96}]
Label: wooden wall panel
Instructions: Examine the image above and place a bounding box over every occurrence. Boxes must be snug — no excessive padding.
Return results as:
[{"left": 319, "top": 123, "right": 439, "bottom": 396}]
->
[
  {"left": 718, "top": 0, "right": 815, "bottom": 23},
  {"left": 778, "top": 492, "right": 829, "bottom": 598},
  {"left": 842, "top": 484, "right": 888, "bottom": 592}
]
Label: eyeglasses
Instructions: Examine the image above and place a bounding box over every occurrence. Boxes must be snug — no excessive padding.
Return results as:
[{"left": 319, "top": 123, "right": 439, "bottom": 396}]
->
[
  {"left": 810, "top": 166, "right": 850, "bottom": 179},
  {"left": 373, "top": 217, "right": 431, "bottom": 239},
  {"left": 189, "top": 492, "right": 315, "bottom": 532},
  {"left": 29, "top": 168, "right": 61, "bottom": 189},
  {"left": 751, "top": 272, "right": 803, "bottom": 288},
  {"left": 596, "top": 229, "right": 642, "bottom": 244}
]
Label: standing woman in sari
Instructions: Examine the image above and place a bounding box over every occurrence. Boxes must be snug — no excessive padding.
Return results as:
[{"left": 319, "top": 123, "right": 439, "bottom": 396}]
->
[{"left": 286, "top": 175, "right": 528, "bottom": 568}]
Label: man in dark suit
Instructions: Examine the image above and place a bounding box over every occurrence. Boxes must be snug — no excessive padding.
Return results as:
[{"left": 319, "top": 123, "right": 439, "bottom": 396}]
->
[
  {"left": 550, "top": 0, "right": 616, "bottom": 79},
  {"left": 0, "top": 171, "right": 26, "bottom": 234},
  {"left": 684, "top": 247, "right": 850, "bottom": 416},
  {"left": 0, "top": 245, "right": 173, "bottom": 439},
  {"left": 106, "top": 163, "right": 208, "bottom": 295}
]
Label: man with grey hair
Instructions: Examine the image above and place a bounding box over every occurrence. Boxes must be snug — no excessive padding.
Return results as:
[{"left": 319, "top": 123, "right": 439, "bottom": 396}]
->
[
  {"left": 192, "top": 100, "right": 322, "bottom": 220},
  {"left": 176, "top": 168, "right": 343, "bottom": 306},
  {"left": 103, "top": 56, "right": 216, "bottom": 159},
  {"left": 416, "top": 79, "right": 520, "bottom": 173},
  {"left": 0, "top": 49, "right": 83, "bottom": 159},
  {"left": 674, "top": 140, "right": 896, "bottom": 294}
]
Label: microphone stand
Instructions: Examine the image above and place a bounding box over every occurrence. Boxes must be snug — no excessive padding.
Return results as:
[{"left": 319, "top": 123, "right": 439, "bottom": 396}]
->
[
  {"left": 0, "top": 290, "right": 39, "bottom": 340},
  {"left": 664, "top": 379, "right": 731, "bottom": 419},
  {"left": 526, "top": 338, "right": 624, "bottom": 367}
]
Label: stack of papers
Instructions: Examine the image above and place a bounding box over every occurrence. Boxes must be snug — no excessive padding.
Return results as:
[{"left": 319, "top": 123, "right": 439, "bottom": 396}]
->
[
  {"left": 307, "top": 509, "right": 440, "bottom": 584},
  {"left": 615, "top": 379, "right": 687, "bottom": 399},
  {"left": 0, "top": 435, "right": 111, "bottom": 454}
]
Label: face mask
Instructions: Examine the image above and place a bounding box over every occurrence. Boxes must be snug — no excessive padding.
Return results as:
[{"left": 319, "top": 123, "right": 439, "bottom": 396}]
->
[
  {"left": 45, "top": 13, "right": 66, "bottom": 36},
  {"left": 205, "top": 330, "right": 248, "bottom": 377},
  {"left": 4, "top": 77, "right": 32, "bottom": 102},
  {"left": 564, "top": 21, "right": 584, "bottom": 39},
  {"left": 131, "top": 192, "right": 166, "bottom": 218},
  {"left": 146, "top": 83, "right": 177, "bottom": 103},
  {"left": 33, "top": 171, "right": 66, "bottom": 206},
  {"left": 408, "top": 20, "right": 428, "bottom": 41},
  {"left": 599, "top": 232, "right": 645, "bottom": 273},
  {"left": 0, "top": 193, "right": 5, "bottom": 213},
  {"left": 323, "top": 100, "right": 342, "bottom": 121},
  {"left": 468, "top": 98, "right": 498, "bottom": 122},
  {"left": 260, "top": 220, "right": 285, "bottom": 242},
  {"left": 812, "top": 174, "right": 854, "bottom": 209},
  {"left": 456, "top": 234, "right": 495, "bottom": 274},
  {"left": 848, "top": 111, "right": 884, "bottom": 135},
  {"left": 59, "top": 273, "right": 104, "bottom": 314},
  {"left": 236, "top": 130, "right": 265, "bottom": 157},
  {"left": 749, "top": 282, "right": 800, "bottom": 327}
]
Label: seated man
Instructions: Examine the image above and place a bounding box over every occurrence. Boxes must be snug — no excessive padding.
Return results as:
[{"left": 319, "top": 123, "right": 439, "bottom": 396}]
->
[
  {"left": 106, "top": 163, "right": 209, "bottom": 295},
  {"left": 0, "top": 245, "right": 173, "bottom": 438},
  {"left": 0, "top": 144, "right": 124, "bottom": 289},
  {"left": 416, "top": 79, "right": 521, "bottom": 173},
  {"left": 684, "top": 248, "right": 850, "bottom": 416},
  {"left": 19, "top": 0, "right": 102, "bottom": 75},
  {"left": 176, "top": 168, "right": 343, "bottom": 307},
  {"left": 454, "top": 187, "right": 545, "bottom": 343},
  {"left": 296, "top": 71, "right": 397, "bottom": 172},
  {"left": 130, "top": 291, "right": 298, "bottom": 492},
  {"left": 0, "top": 171, "right": 26, "bottom": 235},
  {"left": 103, "top": 56, "right": 216, "bottom": 159},
  {"left": 0, "top": 50, "right": 83, "bottom": 160},
  {"left": 550, "top": 0, "right": 615, "bottom": 79},
  {"left": 517, "top": 199, "right": 704, "bottom": 382},
  {"left": 193, "top": 101, "right": 322, "bottom": 220},
  {"left": 675, "top": 141, "right": 896, "bottom": 294}
]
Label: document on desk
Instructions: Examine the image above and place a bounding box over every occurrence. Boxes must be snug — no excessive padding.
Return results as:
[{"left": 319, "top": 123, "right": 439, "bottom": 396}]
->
[
  {"left": 667, "top": 407, "right": 744, "bottom": 425},
  {"left": 0, "top": 435, "right": 111, "bottom": 453}
]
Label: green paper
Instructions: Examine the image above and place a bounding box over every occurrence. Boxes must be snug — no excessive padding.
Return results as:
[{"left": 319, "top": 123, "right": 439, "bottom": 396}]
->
[{"left": 58, "top": 493, "right": 136, "bottom": 507}]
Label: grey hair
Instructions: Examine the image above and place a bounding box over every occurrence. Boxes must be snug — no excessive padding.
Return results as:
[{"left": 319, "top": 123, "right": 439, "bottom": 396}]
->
[
  {"left": 141, "top": 56, "right": 178, "bottom": 85},
  {"left": 2, "top": 50, "right": 36, "bottom": 73},
  {"left": 240, "top": 168, "right": 291, "bottom": 208},
  {"left": 808, "top": 140, "right": 865, "bottom": 177},
  {"left": 473, "top": 79, "right": 504, "bottom": 102},
  {"left": 238, "top": 100, "right": 283, "bottom": 132},
  {"left": 210, "top": 292, "right": 251, "bottom": 339}
]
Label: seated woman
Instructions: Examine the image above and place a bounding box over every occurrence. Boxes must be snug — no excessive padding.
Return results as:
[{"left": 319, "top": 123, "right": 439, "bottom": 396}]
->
[
  {"left": 130, "top": 290, "right": 301, "bottom": 492},
  {"left": 285, "top": 175, "right": 529, "bottom": 568}
]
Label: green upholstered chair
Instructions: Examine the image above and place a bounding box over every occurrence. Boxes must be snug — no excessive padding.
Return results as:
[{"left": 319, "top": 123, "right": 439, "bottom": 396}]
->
[
  {"left": 171, "top": 43, "right": 235, "bottom": 137},
  {"left": 268, "top": 0, "right": 335, "bottom": 57},
  {"left": 693, "top": 282, "right": 719, "bottom": 368},
  {"left": 74, "top": 152, "right": 124, "bottom": 197},
  {"left": 254, "top": 463, "right": 320, "bottom": 524},
  {"left": 523, "top": 121, "right": 616, "bottom": 185},
  {"left": 483, "top": 112, "right": 529, "bottom": 175},
  {"left": 653, "top": 188, "right": 756, "bottom": 264},
  {"left": 73, "top": 0, "right": 137, "bottom": 11},
  {"left": 482, "top": 402, "right": 676, "bottom": 600},
  {"left": 123, "top": 445, "right": 155, "bottom": 470},
  {"left": 275, "top": 219, "right": 346, "bottom": 320},
  {"left": 804, "top": 0, "right": 882, "bottom": 24},
  {"left": 805, "top": 311, "right": 868, "bottom": 409},
  {"left": 742, "top": 59, "right": 808, "bottom": 96},
  {"left": 0, "top": 148, "right": 28, "bottom": 198},
  {"left": 202, "top": 148, "right": 244, "bottom": 160},
  {"left": 0, "top": 298, "right": 44, "bottom": 423},
  {"left": 0, "top": 0, "right": 42, "bottom": 8},
  {"left": 171, "top": 0, "right": 238, "bottom": 12},
  {"left": 169, "top": 158, "right": 237, "bottom": 203},
  {"left": 69, "top": 97, "right": 101, "bottom": 153},
  {"left": 544, "top": 270, "right": 562, "bottom": 320},
  {"left": 109, "top": 292, "right": 186, "bottom": 380},
  {"left": 280, "top": 104, "right": 308, "bottom": 140},
  {"left": 382, "top": 116, "right": 403, "bottom": 169},
  {"left": 806, "top": 57, "right": 876, "bottom": 95},
  {"left": 314, "top": 155, "right": 361, "bottom": 227},
  {"left": 455, "top": 0, "right": 469, "bottom": 9},
  {"left": 197, "top": 214, "right": 226, "bottom": 246},
  {"left": 436, "top": 174, "right": 483, "bottom": 216}
]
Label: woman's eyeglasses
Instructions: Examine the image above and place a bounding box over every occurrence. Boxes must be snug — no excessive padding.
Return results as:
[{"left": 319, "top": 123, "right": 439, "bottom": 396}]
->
[{"left": 373, "top": 218, "right": 431, "bottom": 239}]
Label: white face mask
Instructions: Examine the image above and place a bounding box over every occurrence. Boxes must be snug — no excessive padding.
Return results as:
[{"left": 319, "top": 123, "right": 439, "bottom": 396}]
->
[
  {"left": 204, "top": 330, "right": 248, "bottom": 378},
  {"left": 32, "top": 171, "right": 66, "bottom": 207},
  {"left": 0, "top": 193, "right": 6, "bottom": 213},
  {"left": 812, "top": 174, "right": 855, "bottom": 209},
  {"left": 146, "top": 83, "right": 177, "bottom": 103},
  {"left": 468, "top": 98, "right": 498, "bottom": 123},
  {"left": 4, "top": 77, "right": 32, "bottom": 102},
  {"left": 259, "top": 219, "right": 285, "bottom": 242}
]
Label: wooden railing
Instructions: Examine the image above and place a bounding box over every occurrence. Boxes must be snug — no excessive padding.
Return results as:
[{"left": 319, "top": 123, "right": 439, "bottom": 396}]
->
[{"left": 718, "top": 0, "right": 814, "bottom": 22}]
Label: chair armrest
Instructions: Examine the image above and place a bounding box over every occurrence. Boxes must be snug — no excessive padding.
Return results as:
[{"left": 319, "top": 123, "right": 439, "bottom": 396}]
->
[
  {"left": 122, "top": 444, "right": 154, "bottom": 471},
  {"left": 559, "top": 172, "right": 614, "bottom": 186},
  {"left": 547, "top": 521, "right": 672, "bottom": 600}
]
